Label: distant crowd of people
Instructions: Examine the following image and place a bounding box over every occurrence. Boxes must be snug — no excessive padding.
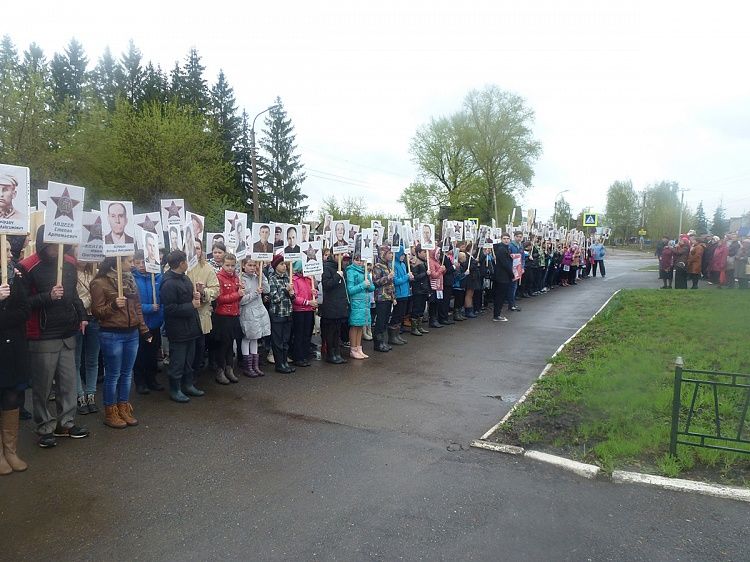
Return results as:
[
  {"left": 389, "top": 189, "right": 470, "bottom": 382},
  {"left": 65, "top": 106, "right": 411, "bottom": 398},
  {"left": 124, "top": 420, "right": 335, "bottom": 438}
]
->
[
  {"left": 655, "top": 231, "right": 750, "bottom": 289},
  {"left": 0, "top": 226, "right": 609, "bottom": 475}
]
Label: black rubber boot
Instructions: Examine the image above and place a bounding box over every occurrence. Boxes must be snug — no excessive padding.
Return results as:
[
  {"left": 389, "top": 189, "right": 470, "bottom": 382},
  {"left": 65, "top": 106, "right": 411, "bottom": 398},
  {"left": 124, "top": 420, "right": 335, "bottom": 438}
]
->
[
  {"left": 169, "top": 379, "right": 189, "bottom": 403},
  {"left": 388, "top": 327, "right": 405, "bottom": 346},
  {"left": 374, "top": 333, "right": 390, "bottom": 352}
]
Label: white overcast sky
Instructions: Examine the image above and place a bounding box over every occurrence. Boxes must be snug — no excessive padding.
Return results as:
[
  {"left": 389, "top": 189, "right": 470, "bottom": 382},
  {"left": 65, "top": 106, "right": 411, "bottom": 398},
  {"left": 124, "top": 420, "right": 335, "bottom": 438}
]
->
[{"left": 5, "top": 0, "right": 750, "bottom": 222}]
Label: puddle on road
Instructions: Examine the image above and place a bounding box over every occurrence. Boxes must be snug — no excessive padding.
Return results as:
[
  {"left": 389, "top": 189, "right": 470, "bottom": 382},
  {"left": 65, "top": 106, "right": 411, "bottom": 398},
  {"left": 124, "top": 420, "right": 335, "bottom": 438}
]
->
[{"left": 485, "top": 393, "right": 520, "bottom": 402}]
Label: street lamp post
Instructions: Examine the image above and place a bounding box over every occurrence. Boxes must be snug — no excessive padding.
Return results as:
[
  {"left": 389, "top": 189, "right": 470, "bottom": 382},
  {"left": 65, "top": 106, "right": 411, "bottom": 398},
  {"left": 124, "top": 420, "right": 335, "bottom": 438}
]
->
[
  {"left": 677, "top": 188, "right": 689, "bottom": 238},
  {"left": 250, "top": 105, "right": 277, "bottom": 223}
]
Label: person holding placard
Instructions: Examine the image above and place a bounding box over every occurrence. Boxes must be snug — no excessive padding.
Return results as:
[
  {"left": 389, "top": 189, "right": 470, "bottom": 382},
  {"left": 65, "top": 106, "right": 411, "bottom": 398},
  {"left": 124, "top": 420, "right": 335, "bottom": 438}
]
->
[
  {"left": 267, "top": 254, "right": 296, "bottom": 374},
  {"left": 427, "top": 248, "right": 447, "bottom": 328},
  {"left": 160, "top": 250, "right": 204, "bottom": 403},
  {"left": 371, "top": 245, "right": 395, "bottom": 353},
  {"left": 318, "top": 251, "right": 349, "bottom": 365},
  {"left": 0, "top": 237, "right": 30, "bottom": 473},
  {"left": 388, "top": 244, "right": 412, "bottom": 344},
  {"left": 408, "top": 246, "right": 430, "bottom": 336},
  {"left": 132, "top": 250, "right": 164, "bottom": 395},
  {"left": 492, "top": 234, "right": 514, "bottom": 322},
  {"left": 0, "top": 172, "right": 26, "bottom": 223},
  {"left": 90, "top": 256, "right": 150, "bottom": 429},
  {"left": 19, "top": 226, "right": 89, "bottom": 448},
  {"left": 238, "top": 258, "right": 270, "bottom": 377},
  {"left": 187, "top": 238, "right": 220, "bottom": 375},
  {"left": 213, "top": 253, "right": 244, "bottom": 384},
  {"left": 291, "top": 261, "right": 318, "bottom": 366},
  {"left": 346, "top": 252, "right": 374, "bottom": 360},
  {"left": 74, "top": 261, "right": 100, "bottom": 415}
]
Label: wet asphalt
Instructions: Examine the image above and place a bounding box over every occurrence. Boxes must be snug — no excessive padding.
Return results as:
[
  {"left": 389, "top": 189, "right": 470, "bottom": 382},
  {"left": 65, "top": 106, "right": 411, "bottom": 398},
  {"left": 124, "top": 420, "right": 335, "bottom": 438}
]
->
[{"left": 2, "top": 250, "right": 748, "bottom": 561}]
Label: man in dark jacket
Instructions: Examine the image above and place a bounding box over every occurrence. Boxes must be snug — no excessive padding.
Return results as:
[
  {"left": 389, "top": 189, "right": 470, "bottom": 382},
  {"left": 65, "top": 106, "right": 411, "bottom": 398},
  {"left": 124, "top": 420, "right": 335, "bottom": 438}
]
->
[
  {"left": 19, "top": 226, "right": 88, "bottom": 448},
  {"left": 160, "top": 250, "right": 203, "bottom": 403},
  {"left": 492, "top": 234, "right": 514, "bottom": 322},
  {"left": 318, "top": 253, "right": 349, "bottom": 364},
  {"left": 439, "top": 251, "right": 455, "bottom": 325},
  {"left": 409, "top": 246, "right": 430, "bottom": 335}
]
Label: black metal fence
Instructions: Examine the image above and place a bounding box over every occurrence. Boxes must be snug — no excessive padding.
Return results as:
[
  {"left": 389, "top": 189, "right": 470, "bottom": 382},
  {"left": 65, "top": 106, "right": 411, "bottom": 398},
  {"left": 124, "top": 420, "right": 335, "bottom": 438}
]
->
[{"left": 670, "top": 357, "right": 750, "bottom": 456}]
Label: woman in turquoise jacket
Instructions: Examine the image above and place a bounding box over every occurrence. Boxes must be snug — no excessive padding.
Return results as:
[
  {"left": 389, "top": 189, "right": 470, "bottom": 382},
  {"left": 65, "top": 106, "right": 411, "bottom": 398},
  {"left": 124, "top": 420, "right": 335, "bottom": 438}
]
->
[
  {"left": 388, "top": 244, "right": 412, "bottom": 345},
  {"left": 346, "top": 256, "right": 374, "bottom": 360}
]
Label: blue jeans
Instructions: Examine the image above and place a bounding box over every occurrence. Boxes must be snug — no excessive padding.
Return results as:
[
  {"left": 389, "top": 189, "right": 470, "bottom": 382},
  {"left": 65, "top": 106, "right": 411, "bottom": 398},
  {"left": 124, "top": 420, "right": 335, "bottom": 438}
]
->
[
  {"left": 507, "top": 281, "right": 518, "bottom": 308},
  {"left": 76, "top": 318, "right": 100, "bottom": 397},
  {"left": 99, "top": 329, "right": 140, "bottom": 406}
]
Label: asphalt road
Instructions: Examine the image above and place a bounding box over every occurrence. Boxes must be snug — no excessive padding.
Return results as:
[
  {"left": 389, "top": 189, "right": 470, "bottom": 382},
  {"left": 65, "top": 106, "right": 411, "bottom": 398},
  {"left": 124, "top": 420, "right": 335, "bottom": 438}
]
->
[{"left": 3, "top": 251, "right": 748, "bottom": 561}]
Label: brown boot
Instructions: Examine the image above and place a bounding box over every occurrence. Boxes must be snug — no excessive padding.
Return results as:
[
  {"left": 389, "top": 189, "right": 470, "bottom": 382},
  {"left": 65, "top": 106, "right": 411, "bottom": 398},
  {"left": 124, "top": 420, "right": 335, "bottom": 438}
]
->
[
  {"left": 0, "top": 409, "right": 27, "bottom": 472},
  {"left": 117, "top": 402, "right": 138, "bottom": 426},
  {"left": 104, "top": 405, "right": 127, "bottom": 429},
  {"left": 224, "top": 365, "right": 239, "bottom": 383}
]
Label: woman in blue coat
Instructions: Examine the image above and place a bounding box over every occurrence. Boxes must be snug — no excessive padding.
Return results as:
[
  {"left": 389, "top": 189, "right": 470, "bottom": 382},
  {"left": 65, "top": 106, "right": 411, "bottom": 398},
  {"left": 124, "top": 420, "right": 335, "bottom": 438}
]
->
[{"left": 346, "top": 255, "right": 374, "bottom": 360}]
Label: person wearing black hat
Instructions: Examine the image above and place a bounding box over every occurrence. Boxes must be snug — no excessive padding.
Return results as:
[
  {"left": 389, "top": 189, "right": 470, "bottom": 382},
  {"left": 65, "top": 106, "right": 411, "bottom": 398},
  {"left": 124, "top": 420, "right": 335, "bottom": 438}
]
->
[{"left": 267, "top": 253, "right": 296, "bottom": 373}]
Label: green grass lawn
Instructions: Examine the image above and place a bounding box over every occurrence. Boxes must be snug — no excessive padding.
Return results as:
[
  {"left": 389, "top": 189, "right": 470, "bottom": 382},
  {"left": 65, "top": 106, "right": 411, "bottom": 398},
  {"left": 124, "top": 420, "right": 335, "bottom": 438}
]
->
[
  {"left": 636, "top": 264, "right": 660, "bottom": 271},
  {"left": 493, "top": 289, "right": 750, "bottom": 486}
]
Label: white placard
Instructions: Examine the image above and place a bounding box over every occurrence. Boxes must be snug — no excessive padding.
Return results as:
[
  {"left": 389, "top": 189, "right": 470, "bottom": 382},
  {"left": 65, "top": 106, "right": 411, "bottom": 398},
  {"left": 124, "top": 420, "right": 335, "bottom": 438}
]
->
[
  {"left": 371, "top": 224, "right": 384, "bottom": 249},
  {"left": 166, "top": 224, "right": 183, "bottom": 251},
  {"left": 134, "top": 212, "right": 164, "bottom": 248},
  {"left": 0, "top": 164, "right": 30, "bottom": 235},
  {"left": 300, "top": 223, "right": 311, "bottom": 243},
  {"left": 250, "top": 223, "right": 273, "bottom": 261},
  {"left": 161, "top": 199, "right": 185, "bottom": 231},
  {"left": 387, "top": 221, "right": 401, "bottom": 248},
  {"left": 141, "top": 229, "right": 162, "bottom": 273},
  {"left": 37, "top": 189, "right": 47, "bottom": 212},
  {"left": 419, "top": 223, "right": 436, "bottom": 250},
  {"left": 100, "top": 200, "right": 136, "bottom": 256},
  {"left": 44, "top": 182, "right": 85, "bottom": 244},
  {"left": 347, "top": 224, "right": 360, "bottom": 252},
  {"left": 282, "top": 223, "right": 303, "bottom": 262},
  {"left": 183, "top": 222, "right": 199, "bottom": 269},
  {"left": 301, "top": 241, "right": 323, "bottom": 276},
  {"left": 206, "top": 232, "right": 225, "bottom": 250},
  {"left": 78, "top": 211, "right": 104, "bottom": 262},
  {"left": 359, "top": 228, "right": 374, "bottom": 261},
  {"left": 330, "top": 219, "right": 350, "bottom": 255},
  {"left": 224, "top": 210, "right": 247, "bottom": 256}
]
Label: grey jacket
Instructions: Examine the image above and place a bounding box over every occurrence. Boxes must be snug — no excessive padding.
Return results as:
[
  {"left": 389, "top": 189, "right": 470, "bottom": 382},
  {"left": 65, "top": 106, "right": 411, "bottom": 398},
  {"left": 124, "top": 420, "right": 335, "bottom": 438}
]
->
[{"left": 239, "top": 272, "right": 271, "bottom": 340}]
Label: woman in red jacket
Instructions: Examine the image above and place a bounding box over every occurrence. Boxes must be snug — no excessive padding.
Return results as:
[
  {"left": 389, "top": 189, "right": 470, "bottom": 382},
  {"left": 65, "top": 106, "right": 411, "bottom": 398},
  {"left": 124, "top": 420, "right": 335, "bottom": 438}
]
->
[
  {"left": 214, "top": 253, "right": 244, "bottom": 384},
  {"left": 291, "top": 261, "right": 318, "bottom": 367}
]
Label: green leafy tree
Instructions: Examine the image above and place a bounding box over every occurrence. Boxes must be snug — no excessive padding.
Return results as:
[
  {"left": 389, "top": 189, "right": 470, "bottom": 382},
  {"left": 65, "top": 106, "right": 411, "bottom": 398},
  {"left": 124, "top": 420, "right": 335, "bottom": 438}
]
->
[
  {"left": 642, "top": 181, "right": 689, "bottom": 239},
  {"left": 605, "top": 179, "right": 640, "bottom": 241},
  {"left": 462, "top": 85, "right": 542, "bottom": 224},
  {"left": 553, "top": 196, "right": 572, "bottom": 228},
  {"left": 693, "top": 201, "right": 709, "bottom": 234},
  {"left": 398, "top": 181, "right": 442, "bottom": 222},
  {"left": 256, "top": 97, "right": 307, "bottom": 222}
]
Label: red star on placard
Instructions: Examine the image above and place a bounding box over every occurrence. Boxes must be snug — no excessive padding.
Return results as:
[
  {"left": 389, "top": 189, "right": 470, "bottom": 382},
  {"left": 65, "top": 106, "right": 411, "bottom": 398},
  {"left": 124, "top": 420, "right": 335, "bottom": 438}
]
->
[
  {"left": 303, "top": 244, "right": 317, "bottom": 261},
  {"left": 164, "top": 200, "right": 182, "bottom": 218},
  {"left": 227, "top": 213, "right": 239, "bottom": 233},
  {"left": 84, "top": 216, "right": 102, "bottom": 242},
  {"left": 50, "top": 188, "right": 80, "bottom": 221},
  {"left": 138, "top": 214, "right": 159, "bottom": 233}
]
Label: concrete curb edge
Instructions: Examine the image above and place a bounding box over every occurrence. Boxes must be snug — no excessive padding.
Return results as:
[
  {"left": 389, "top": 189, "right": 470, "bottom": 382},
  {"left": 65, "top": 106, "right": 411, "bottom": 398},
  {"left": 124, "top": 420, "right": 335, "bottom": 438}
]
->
[{"left": 612, "top": 470, "right": 750, "bottom": 503}]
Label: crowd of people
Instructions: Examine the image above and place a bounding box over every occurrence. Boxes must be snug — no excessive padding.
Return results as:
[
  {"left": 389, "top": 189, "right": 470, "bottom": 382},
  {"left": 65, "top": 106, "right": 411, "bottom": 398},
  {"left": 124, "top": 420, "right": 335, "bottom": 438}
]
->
[
  {"left": 655, "top": 231, "right": 750, "bottom": 290},
  {"left": 0, "top": 224, "right": 610, "bottom": 474}
]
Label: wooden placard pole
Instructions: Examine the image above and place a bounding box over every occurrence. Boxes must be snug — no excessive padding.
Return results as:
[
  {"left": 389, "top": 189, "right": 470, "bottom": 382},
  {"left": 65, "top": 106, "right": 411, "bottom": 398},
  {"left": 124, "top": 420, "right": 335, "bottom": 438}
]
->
[
  {"left": 116, "top": 256, "right": 124, "bottom": 298},
  {"left": 259, "top": 261, "right": 264, "bottom": 289},
  {"left": 56, "top": 244, "right": 64, "bottom": 285},
  {"left": 337, "top": 253, "right": 342, "bottom": 272},
  {"left": 151, "top": 272, "right": 157, "bottom": 305},
  {"left": 0, "top": 234, "right": 7, "bottom": 286}
]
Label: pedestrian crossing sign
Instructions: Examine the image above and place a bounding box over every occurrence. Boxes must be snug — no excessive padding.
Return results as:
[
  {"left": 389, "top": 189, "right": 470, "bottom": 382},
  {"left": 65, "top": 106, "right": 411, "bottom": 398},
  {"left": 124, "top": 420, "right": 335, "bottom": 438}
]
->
[{"left": 583, "top": 213, "right": 597, "bottom": 227}]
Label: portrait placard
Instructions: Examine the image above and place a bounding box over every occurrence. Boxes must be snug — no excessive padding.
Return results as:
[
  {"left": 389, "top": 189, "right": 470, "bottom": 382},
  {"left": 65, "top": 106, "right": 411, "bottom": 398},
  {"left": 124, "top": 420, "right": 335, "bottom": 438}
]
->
[
  {"left": 282, "top": 223, "right": 302, "bottom": 262},
  {"left": 0, "top": 164, "right": 30, "bottom": 235},
  {"left": 141, "top": 229, "right": 162, "bottom": 273},
  {"left": 78, "top": 211, "right": 104, "bottom": 262},
  {"left": 359, "top": 228, "right": 374, "bottom": 261},
  {"left": 44, "top": 182, "right": 85, "bottom": 244},
  {"left": 37, "top": 189, "right": 47, "bottom": 212},
  {"left": 167, "top": 224, "right": 183, "bottom": 251},
  {"left": 250, "top": 223, "right": 273, "bottom": 261},
  {"left": 183, "top": 222, "right": 199, "bottom": 269},
  {"left": 330, "top": 219, "right": 350, "bottom": 255},
  {"left": 100, "top": 200, "right": 135, "bottom": 256},
  {"left": 419, "top": 223, "right": 435, "bottom": 250},
  {"left": 187, "top": 213, "right": 205, "bottom": 247},
  {"left": 206, "top": 232, "right": 225, "bottom": 251},
  {"left": 224, "top": 210, "right": 247, "bottom": 256}
]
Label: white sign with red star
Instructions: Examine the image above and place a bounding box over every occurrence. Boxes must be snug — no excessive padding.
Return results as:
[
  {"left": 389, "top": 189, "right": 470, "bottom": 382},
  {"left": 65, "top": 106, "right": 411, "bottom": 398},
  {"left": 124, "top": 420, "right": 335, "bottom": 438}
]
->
[
  {"left": 160, "top": 199, "right": 185, "bottom": 232},
  {"left": 134, "top": 212, "right": 164, "bottom": 248},
  {"left": 78, "top": 211, "right": 104, "bottom": 262},
  {"left": 43, "top": 181, "right": 85, "bottom": 244}
]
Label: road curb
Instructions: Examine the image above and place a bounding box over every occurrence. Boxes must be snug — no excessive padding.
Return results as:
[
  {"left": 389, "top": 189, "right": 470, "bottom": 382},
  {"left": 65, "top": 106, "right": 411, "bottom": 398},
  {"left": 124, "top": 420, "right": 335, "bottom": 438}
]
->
[
  {"left": 612, "top": 471, "right": 750, "bottom": 503},
  {"left": 470, "top": 439, "right": 525, "bottom": 455}
]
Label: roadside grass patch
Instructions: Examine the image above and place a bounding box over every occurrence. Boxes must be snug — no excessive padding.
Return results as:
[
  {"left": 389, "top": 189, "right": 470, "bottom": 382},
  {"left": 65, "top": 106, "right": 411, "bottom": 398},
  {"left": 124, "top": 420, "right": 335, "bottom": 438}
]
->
[
  {"left": 636, "top": 265, "right": 660, "bottom": 271},
  {"left": 493, "top": 289, "right": 750, "bottom": 486}
]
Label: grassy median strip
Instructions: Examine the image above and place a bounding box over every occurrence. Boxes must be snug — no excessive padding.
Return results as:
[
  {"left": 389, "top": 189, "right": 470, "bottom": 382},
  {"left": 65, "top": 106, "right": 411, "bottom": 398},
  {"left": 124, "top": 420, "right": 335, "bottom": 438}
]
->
[{"left": 492, "top": 289, "right": 750, "bottom": 486}]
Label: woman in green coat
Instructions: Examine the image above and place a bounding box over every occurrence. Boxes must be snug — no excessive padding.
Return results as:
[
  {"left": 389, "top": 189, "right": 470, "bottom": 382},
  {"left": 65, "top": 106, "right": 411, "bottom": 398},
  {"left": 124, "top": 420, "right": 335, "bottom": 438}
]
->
[{"left": 346, "top": 256, "right": 374, "bottom": 360}]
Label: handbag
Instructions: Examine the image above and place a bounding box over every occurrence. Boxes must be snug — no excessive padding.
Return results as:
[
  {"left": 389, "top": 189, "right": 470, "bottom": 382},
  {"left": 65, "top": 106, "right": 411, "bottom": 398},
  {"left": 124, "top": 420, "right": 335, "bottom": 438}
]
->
[
  {"left": 675, "top": 260, "right": 687, "bottom": 271},
  {"left": 563, "top": 264, "right": 570, "bottom": 272}
]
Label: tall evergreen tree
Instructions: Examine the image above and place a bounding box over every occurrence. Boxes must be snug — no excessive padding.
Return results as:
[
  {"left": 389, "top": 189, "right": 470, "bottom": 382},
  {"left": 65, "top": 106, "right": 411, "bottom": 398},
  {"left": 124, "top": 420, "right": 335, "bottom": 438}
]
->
[
  {"left": 49, "top": 38, "right": 88, "bottom": 111},
  {"left": 0, "top": 35, "right": 20, "bottom": 148},
  {"left": 234, "top": 110, "right": 253, "bottom": 209},
  {"left": 169, "top": 61, "right": 183, "bottom": 97},
  {"left": 178, "top": 48, "right": 209, "bottom": 112},
  {"left": 210, "top": 69, "right": 240, "bottom": 162},
  {"left": 693, "top": 201, "right": 709, "bottom": 234},
  {"left": 711, "top": 203, "right": 729, "bottom": 237},
  {"left": 141, "top": 63, "right": 168, "bottom": 106},
  {"left": 91, "top": 46, "right": 120, "bottom": 112},
  {"left": 118, "top": 40, "right": 144, "bottom": 107},
  {"left": 257, "top": 97, "right": 308, "bottom": 222}
]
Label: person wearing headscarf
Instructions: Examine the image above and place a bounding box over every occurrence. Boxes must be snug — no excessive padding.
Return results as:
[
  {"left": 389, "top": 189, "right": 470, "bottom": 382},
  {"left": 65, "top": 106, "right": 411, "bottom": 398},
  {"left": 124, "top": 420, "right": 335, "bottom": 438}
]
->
[
  {"left": 673, "top": 236, "right": 691, "bottom": 289},
  {"left": 90, "top": 256, "right": 150, "bottom": 429},
  {"left": 658, "top": 241, "right": 675, "bottom": 289},
  {"left": 687, "top": 236, "right": 706, "bottom": 289}
]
